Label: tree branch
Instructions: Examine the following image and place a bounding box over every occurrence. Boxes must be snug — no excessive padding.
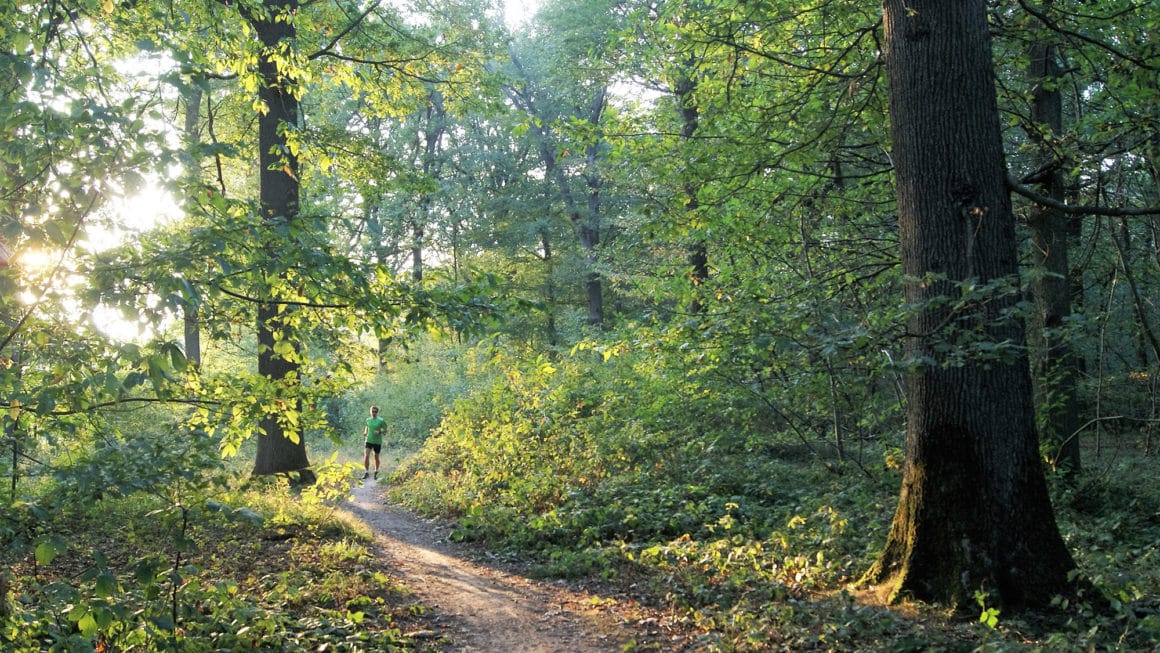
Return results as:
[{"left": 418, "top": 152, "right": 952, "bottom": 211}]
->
[
  {"left": 0, "top": 396, "right": 220, "bottom": 417},
  {"left": 1007, "top": 174, "right": 1160, "bottom": 217},
  {"left": 306, "top": 0, "right": 382, "bottom": 61},
  {"left": 213, "top": 284, "right": 355, "bottom": 309},
  {"left": 1016, "top": 0, "right": 1158, "bottom": 72},
  {"left": 310, "top": 51, "right": 446, "bottom": 85}
]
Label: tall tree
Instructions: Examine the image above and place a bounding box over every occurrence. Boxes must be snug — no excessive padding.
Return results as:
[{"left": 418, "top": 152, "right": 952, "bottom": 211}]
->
[
  {"left": 412, "top": 87, "right": 448, "bottom": 283},
  {"left": 180, "top": 77, "right": 206, "bottom": 368},
  {"left": 243, "top": 0, "right": 313, "bottom": 479},
  {"left": 862, "top": 0, "right": 1077, "bottom": 609},
  {"left": 1023, "top": 1, "right": 1082, "bottom": 472},
  {"left": 504, "top": 0, "right": 627, "bottom": 328},
  {"left": 180, "top": 0, "right": 487, "bottom": 474},
  {"left": 505, "top": 51, "right": 608, "bottom": 327},
  {"left": 615, "top": 0, "right": 903, "bottom": 461}
]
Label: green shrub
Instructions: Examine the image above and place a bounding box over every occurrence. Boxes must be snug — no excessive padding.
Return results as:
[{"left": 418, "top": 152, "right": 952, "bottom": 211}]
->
[{"left": 386, "top": 335, "right": 1160, "bottom": 651}]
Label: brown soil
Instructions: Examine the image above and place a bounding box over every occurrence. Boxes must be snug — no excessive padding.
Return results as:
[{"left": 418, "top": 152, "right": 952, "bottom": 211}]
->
[{"left": 342, "top": 481, "right": 694, "bottom": 652}]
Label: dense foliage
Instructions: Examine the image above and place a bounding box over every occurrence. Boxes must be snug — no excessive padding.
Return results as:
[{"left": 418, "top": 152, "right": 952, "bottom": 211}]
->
[
  {"left": 386, "top": 338, "right": 1160, "bottom": 650},
  {"left": 2, "top": 0, "right": 1159, "bottom": 648}
]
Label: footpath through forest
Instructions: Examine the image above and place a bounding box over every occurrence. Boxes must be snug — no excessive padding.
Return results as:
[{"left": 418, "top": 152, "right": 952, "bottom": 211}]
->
[{"left": 342, "top": 481, "right": 691, "bottom": 652}]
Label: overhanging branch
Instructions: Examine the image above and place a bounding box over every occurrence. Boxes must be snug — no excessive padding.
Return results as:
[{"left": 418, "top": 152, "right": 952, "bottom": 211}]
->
[
  {"left": 1007, "top": 174, "right": 1160, "bottom": 217},
  {"left": 1015, "top": 0, "right": 1157, "bottom": 72},
  {"left": 0, "top": 396, "right": 220, "bottom": 417},
  {"left": 306, "top": 0, "right": 382, "bottom": 61},
  {"left": 214, "top": 284, "right": 354, "bottom": 309}
]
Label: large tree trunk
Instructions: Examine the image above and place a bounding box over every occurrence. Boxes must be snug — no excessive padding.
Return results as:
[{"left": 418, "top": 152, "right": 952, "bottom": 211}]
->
[
  {"left": 1026, "top": 2, "right": 1081, "bottom": 473},
  {"left": 862, "top": 0, "right": 1076, "bottom": 610},
  {"left": 253, "top": 302, "right": 311, "bottom": 477},
  {"left": 250, "top": 0, "right": 312, "bottom": 480}
]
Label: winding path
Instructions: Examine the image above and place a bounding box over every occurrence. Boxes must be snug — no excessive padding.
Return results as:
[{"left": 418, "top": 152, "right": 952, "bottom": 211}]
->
[{"left": 342, "top": 481, "right": 675, "bottom": 652}]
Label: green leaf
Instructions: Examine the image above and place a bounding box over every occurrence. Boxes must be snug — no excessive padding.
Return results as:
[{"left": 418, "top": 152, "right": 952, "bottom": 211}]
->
[
  {"left": 273, "top": 340, "right": 296, "bottom": 359},
  {"left": 35, "top": 537, "right": 65, "bottom": 565},
  {"left": 44, "top": 221, "right": 69, "bottom": 246},
  {"left": 77, "top": 612, "right": 99, "bottom": 637},
  {"left": 134, "top": 558, "right": 161, "bottom": 585},
  {"left": 95, "top": 571, "right": 118, "bottom": 597}
]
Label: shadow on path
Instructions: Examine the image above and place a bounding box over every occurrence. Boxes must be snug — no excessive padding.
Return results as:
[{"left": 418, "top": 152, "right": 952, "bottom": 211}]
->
[{"left": 341, "top": 481, "right": 639, "bottom": 652}]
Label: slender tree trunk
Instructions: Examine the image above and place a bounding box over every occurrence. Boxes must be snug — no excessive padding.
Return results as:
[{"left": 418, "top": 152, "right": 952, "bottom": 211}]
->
[
  {"left": 1149, "top": 127, "right": 1160, "bottom": 268},
  {"left": 182, "top": 81, "right": 203, "bottom": 366},
  {"left": 0, "top": 239, "right": 20, "bottom": 503},
  {"left": 8, "top": 429, "right": 15, "bottom": 501},
  {"left": 1026, "top": 6, "right": 1081, "bottom": 472},
  {"left": 410, "top": 219, "right": 424, "bottom": 282},
  {"left": 0, "top": 567, "right": 8, "bottom": 619},
  {"left": 364, "top": 203, "right": 395, "bottom": 369},
  {"left": 674, "top": 73, "right": 708, "bottom": 315},
  {"left": 250, "top": 0, "right": 312, "bottom": 480},
  {"left": 581, "top": 126, "right": 604, "bottom": 326},
  {"left": 540, "top": 229, "right": 558, "bottom": 346},
  {"left": 4, "top": 348, "right": 19, "bottom": 503},
  {"left": 1111, "top": 217, "right": 1160, "bottom": 365},
  {"left": 507, "top": 49, "right": 606, "bottom": 327},
  {"left": 862, "top": 0, "right": 1076, "bottom": 610},
  {"left": 532, "top": 129, "right": 605, "bottom": 326},
  {"left": 413, "top": 90, "right": 446, "bottom": 284}
]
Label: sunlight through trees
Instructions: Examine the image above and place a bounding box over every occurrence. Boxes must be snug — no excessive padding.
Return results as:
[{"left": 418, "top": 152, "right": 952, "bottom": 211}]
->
[{"left": 2, "top": 0, "right": 1159, "bottom": 648}]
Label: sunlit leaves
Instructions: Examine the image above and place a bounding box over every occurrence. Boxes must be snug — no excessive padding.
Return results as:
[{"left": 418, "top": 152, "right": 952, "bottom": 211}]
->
[
  {"left": 0, "top": 0, "right": 188, "bottom": 469},
  {"left": 34, "top": 536, "right": 67, "bottom": 566}
]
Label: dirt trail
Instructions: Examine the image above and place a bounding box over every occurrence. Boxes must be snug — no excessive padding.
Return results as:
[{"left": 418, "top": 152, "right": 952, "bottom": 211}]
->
[{"left": 342, "top": 481, "right": 677, "bottom": 652}]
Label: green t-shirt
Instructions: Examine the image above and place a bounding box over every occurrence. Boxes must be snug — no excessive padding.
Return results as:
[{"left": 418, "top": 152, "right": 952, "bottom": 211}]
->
[{"left": 365, "top": 416, "right": 387, "bottom": 445}]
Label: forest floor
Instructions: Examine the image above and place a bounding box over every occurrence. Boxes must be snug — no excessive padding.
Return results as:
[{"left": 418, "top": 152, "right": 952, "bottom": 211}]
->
[{"left": 342, "top": 479, "right": 694, "bottom": 652}]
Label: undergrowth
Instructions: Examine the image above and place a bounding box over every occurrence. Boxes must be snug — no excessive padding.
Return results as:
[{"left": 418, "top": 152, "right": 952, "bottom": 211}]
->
[
  {"left": 0, "top": 473, "right": 436, "bottom": 652},
  {"left": 388, "top": 343, "right": 1160, "bottom": 651}
]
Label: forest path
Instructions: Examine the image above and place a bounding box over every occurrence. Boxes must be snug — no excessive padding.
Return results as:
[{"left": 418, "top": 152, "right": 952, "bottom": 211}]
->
[{"left": 342, "top": 480, "right": 681, "bottom": 652}]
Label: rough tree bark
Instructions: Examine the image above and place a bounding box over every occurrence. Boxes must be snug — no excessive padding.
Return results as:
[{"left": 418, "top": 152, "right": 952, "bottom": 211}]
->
[
  {"left": 861, "top": 0, "right": 1077, "bottom": 610},
  {"left": 1025, "top": 0, "right": 1081, "bottom": 473},
  {"left": 249, "top": 0, "right": 313, "bottom": 480}
]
